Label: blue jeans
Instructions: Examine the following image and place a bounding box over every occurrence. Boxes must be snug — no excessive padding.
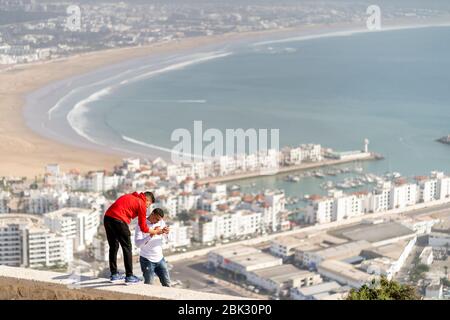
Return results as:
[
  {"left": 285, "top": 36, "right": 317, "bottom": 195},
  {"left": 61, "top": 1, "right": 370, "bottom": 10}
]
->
[{"left": 139, "top": 256, "right": 171, "bottom": 287}]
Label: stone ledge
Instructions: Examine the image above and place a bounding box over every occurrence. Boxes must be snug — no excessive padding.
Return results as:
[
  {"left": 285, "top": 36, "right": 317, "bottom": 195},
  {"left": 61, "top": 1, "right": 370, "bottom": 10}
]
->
[{"left": 0, "top": 266, "right": 248, "bottom": 300}]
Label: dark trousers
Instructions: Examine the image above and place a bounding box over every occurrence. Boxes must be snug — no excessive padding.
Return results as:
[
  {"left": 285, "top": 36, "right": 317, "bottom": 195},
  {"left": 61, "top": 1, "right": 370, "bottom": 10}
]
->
[
  {"left": 104, "top": 216, "right": 133, "bottom": 277},
  {"left": 139, "top": 256, "right": 171, "bottom": 287}
]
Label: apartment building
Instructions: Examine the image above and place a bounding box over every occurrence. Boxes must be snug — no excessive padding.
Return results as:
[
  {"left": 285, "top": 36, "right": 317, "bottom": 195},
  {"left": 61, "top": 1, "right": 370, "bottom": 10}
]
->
[
  {"left": 43, "top": 208, "right": 101, "bottom": 252},
  {"left": 0, "top": 191, "right": 10, "bottom": 213},
  {"left": 192, "top": 210, "right": 262, "bottom": 243},
  {"left": 0, "top": 214, "right": 73, "bottom": 268}
]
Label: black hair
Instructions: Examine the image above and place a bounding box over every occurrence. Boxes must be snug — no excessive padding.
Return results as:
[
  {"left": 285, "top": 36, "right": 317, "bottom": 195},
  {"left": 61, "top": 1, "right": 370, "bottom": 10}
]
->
[
  {"left": 152, "top": 208, "right": 164, "bottom": 218},
  {"left": 144, "top": 191, "right": 155, "bottom": 203}
]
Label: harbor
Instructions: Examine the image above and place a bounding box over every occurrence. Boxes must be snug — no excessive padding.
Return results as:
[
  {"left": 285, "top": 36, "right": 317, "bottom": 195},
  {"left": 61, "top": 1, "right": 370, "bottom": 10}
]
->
[{"left": 197, "top": 152, "right": 382, "bottom": 185}]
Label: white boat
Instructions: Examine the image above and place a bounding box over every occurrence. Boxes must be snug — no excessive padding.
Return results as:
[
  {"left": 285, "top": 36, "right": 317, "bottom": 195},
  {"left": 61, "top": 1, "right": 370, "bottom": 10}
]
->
[
  {"left": 315, "top": 172, "right": 326, "bottom": 178},
  {"left": 285, "top": 174, "right": 300, "bottom": 182}
]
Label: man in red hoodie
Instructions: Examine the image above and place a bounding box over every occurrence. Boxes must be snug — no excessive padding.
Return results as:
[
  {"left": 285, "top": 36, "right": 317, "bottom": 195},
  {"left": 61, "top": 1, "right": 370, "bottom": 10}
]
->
[{"left": 104, "top": 191, "right": 163, "bottom": 284}]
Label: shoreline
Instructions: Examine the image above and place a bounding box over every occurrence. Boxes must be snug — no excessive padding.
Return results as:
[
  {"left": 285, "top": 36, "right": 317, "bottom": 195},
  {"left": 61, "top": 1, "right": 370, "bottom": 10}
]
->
[{"left": 2, "top": 16, "right": 450, "bottom": 178}]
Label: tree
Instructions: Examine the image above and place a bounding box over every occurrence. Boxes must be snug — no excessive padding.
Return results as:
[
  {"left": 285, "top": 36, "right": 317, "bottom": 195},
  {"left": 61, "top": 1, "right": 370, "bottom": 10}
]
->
[
  {"left": 347, "top": 277, "right": 421, "bottom": 300},
  {"left": 410, "top": 263, "right": 430, "bottom": 282}
]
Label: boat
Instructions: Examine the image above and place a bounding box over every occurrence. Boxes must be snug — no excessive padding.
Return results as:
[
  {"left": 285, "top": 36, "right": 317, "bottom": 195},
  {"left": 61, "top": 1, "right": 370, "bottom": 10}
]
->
[
  {"left": 354, "top": 167, "right": 363, "bottom": 173},
  {"left": 314, "top": 171, "right": 325, "bottom": 178},
  {"left": 285, "top": 174, "right": 300, "bottom": 182},
  {"left": 392, "top": 172, "right": 402, "bottom": 178}
]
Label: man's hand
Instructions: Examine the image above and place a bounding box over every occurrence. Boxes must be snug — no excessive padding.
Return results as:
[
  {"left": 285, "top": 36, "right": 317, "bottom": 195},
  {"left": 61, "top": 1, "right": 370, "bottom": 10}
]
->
[
  {"left": 149, "top": 227, "right": 164, "bottom": 236},
  {"left": 162, "top": 226, "right": 170, "bottom": 234}
]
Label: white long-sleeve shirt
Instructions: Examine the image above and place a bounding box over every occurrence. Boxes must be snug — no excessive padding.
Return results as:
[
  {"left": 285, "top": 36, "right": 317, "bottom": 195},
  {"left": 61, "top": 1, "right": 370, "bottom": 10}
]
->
[{"left": 134, "top": 220, "right": 166, "bottom": 263}]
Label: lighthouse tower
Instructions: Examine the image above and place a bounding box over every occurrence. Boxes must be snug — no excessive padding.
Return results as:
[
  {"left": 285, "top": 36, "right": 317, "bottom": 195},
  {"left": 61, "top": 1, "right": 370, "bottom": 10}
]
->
[{"left": 364, "top": 139, "right": 370, "bottom": 153}]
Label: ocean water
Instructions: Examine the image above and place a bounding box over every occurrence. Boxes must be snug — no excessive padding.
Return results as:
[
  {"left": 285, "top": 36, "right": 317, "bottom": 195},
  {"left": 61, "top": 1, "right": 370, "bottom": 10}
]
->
[{"left": 57, "top": 26, "right": 450, "bottom": 202}]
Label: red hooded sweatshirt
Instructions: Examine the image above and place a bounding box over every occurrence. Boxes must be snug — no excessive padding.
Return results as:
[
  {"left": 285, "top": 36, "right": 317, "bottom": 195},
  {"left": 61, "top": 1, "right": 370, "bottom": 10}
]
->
[{"left": 105, "top": 192, "right": 149, "bottom": 233}]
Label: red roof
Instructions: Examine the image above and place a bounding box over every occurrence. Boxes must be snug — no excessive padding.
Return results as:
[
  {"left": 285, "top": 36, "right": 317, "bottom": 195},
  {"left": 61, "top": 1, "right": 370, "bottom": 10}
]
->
[
  {"left": 242, "top": 195, "right": 254, "bottom": 203},
  {"left": 218, "top": 204, "right": 229, "bottom": 211}
]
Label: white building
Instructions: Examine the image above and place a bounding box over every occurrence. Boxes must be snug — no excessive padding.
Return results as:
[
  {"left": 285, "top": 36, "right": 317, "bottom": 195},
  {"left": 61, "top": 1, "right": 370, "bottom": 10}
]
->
[
  {"left": 208, "top": 245, "right": 282, "bottom": 278},
  {"left": 44, "top": 208, "right": 101, "bottom": 252},
  {"left": 399, "top": 217, "right": 439, "bottom": 235},
  {"left": 246, "top": 264, "right": 322, "bottom": 295},
  {"left": 360, "top": 238, "right": 417, "bottom": 280},
  {"left": 418, "top": 176, "right": 438, "bottom": 203},
  {"left": 208, "top": 245, "right": 260, "bottom": 268},
  {"left": 123, "top": 158, "right": 141, "bottom": 172},
  {"left": 429, "top": 231, "right": 450, "bottom": 247},
  {"left": 290, "top": 281, "right": 343, "bottom": 300},
  {"left": 428, "top": 222, "right": 450, "bottom": 247},
  {"left": 391, "top": 183, "right": 418, "bottom": 209},
  {"left": 317, "top": 259, "right": 377, "bottom": 288},
  {"left": 217, "top": 252, "right": 282, "bottom": 277},
  {"left": 301, "top": 144, "right": 322, "bottom": 162},
  {"left": 25, "top": 189, "right": 69, "bottom": 214},
  {"left": 419, "top": 247, "right": 434, "bottom": 266},
  {"left": 370, "top": 182, "right": 392, "bottom": 213},
  {"left": 193, "top": 210, "right": 262, "bottom": 243},
  {"left": 158, "top": 193, "right": 199, "bottom": 218},
  {"left": 282, "top": 147, "right": 302, "bottom": 165},
  {"left": 270, "top": 235, "right": 305, "bottom": 259},
  {"left": 306, "top": 190, "right": 364, "bottom": 224},
  {"left": 302, "top": 240, "right": 372, "bottom": 269},
  {"left": 0, "top": 214, "right": 73, "bottom": 268},
  {"left": 305, "top": 172, "right": 450, "bottom": 225},
  {"left": 0, "top": 191, "right": 10, "bottom": 213},
  {"left": 165, "top": 221, "right": 191, "bottom": 249}
]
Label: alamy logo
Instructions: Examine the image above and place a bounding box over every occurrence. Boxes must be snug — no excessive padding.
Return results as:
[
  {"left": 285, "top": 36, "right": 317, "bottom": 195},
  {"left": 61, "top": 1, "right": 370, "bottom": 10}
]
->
[
  {"left": 66, "top": 5, "right": 81, "bottom": 32},
  {"left": 366, "top": 5, "right": 381, "bottom": 31},
  {"left": 171, "top": 121, "right": 280, "bottom": 174}
]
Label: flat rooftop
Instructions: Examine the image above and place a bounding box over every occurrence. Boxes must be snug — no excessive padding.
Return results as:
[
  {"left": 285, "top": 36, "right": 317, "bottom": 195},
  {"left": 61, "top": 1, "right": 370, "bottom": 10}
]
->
[
  {"left": 318, "top": 260, "right": 375, "bottom": 283},
  {"left": 311, "top": 240, "right": 372, "bottom": 260},
  {"left": 251, "top": 264, "right": 315, "bottom": 283},
  {"left": 272, "top": 235, "right": 306, "bottom": 248},
  {"left": 0, "top": 213, "right": 42, "bottom": 228},
  {"left": 230, "top": 252, "right": 281, "bottom": 267},
  {"left": 294, "top": 281, "right": 342, "bottom": 296},
  {"left": 432, "top": 221, "right": 450, "bottom": 234},
  {"left": 363, "top": 240, "right": 410, "bottom": 260},
  {"left": 210, "top": 245, "right": 260, "bottom": 258},
  {"left": 44, "top": 207, "right": 94, "bottom": 218},
  {"left": 330, "top": 221, "right": 415, "bottom": 243}
]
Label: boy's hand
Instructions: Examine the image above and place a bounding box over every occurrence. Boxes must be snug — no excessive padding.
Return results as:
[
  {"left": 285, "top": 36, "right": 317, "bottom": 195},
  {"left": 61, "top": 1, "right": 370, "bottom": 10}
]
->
[
  {"left": 149, "top": 227, "right": 163, "bottom": 236},
  {"left": 162, "top": 226, "right": 170, "bottom": 234}
]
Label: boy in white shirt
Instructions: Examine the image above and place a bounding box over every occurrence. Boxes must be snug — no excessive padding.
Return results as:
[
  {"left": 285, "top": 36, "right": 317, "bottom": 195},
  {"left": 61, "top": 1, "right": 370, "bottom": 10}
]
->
[{"left": 134, "top": 208, "right": 171, "bottom": 287}]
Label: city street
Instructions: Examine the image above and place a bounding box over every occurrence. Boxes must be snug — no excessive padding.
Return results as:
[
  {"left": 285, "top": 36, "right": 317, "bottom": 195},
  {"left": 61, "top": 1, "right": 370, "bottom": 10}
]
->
[{"left": 169, "top": 257, "right": 267, "bottom": 299}]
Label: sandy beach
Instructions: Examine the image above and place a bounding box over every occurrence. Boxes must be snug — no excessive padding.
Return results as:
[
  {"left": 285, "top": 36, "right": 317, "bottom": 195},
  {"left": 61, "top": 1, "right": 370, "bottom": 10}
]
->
[
  {"left": 0, "top": 27, "right": 304, "bottom": 178},
  {"left": 1, "top": 17, "right": 449, "bottom": 178}
]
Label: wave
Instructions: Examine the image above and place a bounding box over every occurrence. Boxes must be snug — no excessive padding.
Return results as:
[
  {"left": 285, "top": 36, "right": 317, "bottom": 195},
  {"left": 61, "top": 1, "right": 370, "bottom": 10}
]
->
[
  {"left": 63, "top": 51, "right": 232, "bottom": 147},
  {"left": 99, "top": 98, "right": 207, "bottom": 104},
  {"left": 48, "top": 62, "right": 160, "bottom": 119},
  {"left": 121, "top": 135, "right": 206, "bottom": 160},
  {"left": 251, "top": 23, "right": 450, "bottom": 47},
  {"left": 119, "top": 51, "right": 232, "bottom": 86},
  {"left": 66, "top": 87, "right": 113, "bottom": 146}
]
